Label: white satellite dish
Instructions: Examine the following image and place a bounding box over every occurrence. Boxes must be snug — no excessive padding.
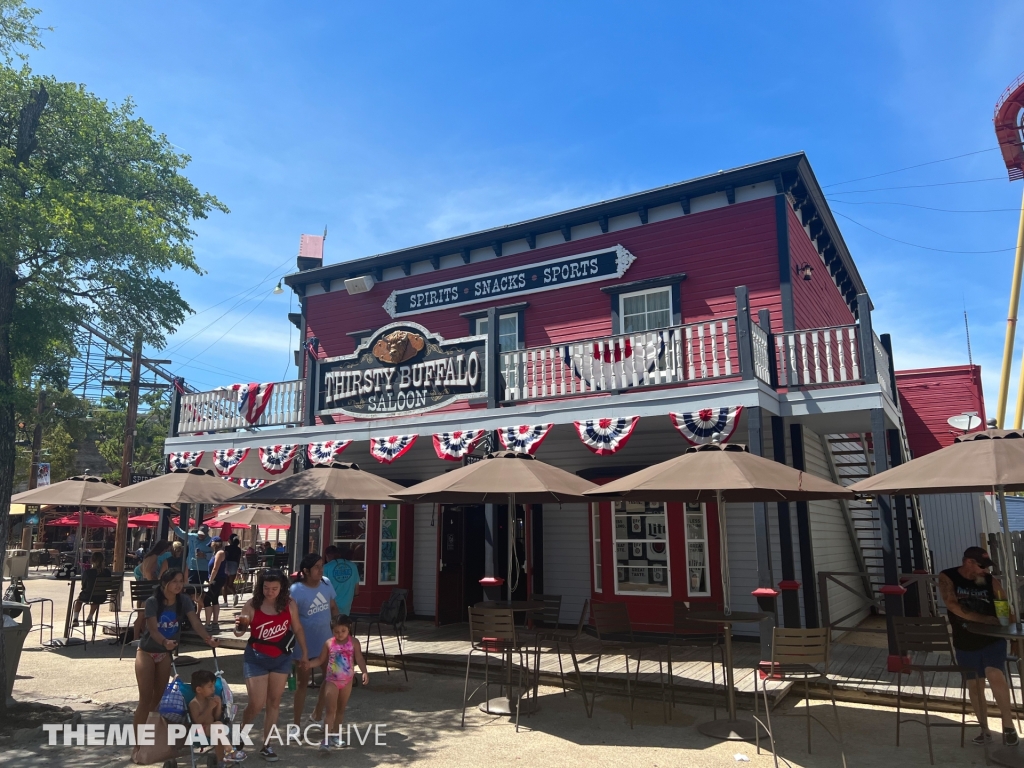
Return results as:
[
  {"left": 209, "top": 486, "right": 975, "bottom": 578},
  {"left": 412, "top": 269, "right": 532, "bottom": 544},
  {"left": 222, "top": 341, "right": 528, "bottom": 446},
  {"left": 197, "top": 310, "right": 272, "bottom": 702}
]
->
[{"left": 947, "top": 412, "right": 982, "bottom": 432}]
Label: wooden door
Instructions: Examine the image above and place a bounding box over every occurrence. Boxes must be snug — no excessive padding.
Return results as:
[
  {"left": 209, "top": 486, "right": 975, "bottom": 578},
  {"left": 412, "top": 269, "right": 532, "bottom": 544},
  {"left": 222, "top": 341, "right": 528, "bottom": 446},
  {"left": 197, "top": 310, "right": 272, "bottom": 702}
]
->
[{"left": 437, "top": 506, "right": 465, "bottom": 625}]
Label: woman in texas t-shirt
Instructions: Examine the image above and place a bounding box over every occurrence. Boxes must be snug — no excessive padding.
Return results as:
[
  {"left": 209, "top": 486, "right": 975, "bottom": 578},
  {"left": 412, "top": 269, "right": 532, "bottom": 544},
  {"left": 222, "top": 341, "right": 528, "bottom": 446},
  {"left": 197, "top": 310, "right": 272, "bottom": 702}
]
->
[{"left": 234, "top": 568, "right": 308, "bottom": 762}]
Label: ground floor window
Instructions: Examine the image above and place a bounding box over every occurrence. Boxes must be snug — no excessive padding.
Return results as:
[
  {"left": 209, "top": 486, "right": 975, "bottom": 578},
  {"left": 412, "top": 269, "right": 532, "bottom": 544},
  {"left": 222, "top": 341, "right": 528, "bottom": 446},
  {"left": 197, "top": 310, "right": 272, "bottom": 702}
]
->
[
  {"left": 334, "top": 503, "right": 368, "bottom": 584},
  {"left": 613, "top": 501, "right": 670, "bottom": 595},
  {"left": 685, "top": 502, "right": 711, "bottom": 597},
  {"left": 592, "top": 503, "right": 602, "bottom": 592},
  {"left": 379, "top": 503, "right": 400, "bottom": 584}
]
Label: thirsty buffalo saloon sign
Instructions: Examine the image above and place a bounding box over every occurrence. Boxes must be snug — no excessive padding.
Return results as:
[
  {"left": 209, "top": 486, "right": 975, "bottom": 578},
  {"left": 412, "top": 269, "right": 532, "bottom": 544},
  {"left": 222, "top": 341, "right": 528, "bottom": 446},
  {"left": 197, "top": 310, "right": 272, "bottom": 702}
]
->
[
  {"left": 317, "top": 322, "right": 487, "bottom": 418},
  {"left": 382, "top": 245, "right": 636, "bottom": 318}
]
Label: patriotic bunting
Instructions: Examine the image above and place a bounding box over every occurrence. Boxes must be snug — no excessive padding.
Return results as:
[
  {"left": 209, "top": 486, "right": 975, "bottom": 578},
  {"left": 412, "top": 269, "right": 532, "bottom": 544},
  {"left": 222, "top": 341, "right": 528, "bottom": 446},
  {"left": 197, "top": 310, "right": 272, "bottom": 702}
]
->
[
  {"left": 224, "top": 477, "right": 267, "bottom": 490},
  {"left": 370, "top": 434, "right": 418, "bottom": 464},
  {"left": 562, "top": 335, "right": 665, "bottom": 390},
  {"left": 168, "top": 451, "right": 203, "bottom": 471},
  {"left": 498, "top": 424, "right": 554, "bottom": 455},
  {"left": 432, "top": 430, "right": 486, "bottom": 462},
  {"left": 670, "top": 406, "right": 743, "bottom": 445},
  {"left": 212, "top": 448, "right": 250, "bottom": 477},
  {"left": 307, "top": 440, "right": 353, "bottom": 466},
  {"left": 219, "top": 383, "right": 276, "bottom": 425},
  {"left": 574, "top": 417, "right": 639, "bottom": 456},
  {"left": 258, "top": 444, "right": 300, "bottom": 475}
]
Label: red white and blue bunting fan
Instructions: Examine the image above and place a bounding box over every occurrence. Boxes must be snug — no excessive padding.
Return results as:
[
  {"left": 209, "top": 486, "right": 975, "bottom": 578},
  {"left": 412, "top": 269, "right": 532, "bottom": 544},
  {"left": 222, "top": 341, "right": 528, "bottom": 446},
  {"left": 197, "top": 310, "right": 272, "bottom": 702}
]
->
[
  {"left": 498, "top": 424, "right": 554, "bottom": 455},
  {"left": 212, "top": 448, "right": 250, "bottom": 477},
  {"left": 670, "top": 406, "right": 743, "bottom": 445},
  {"left": 168, "top": 451, "right": 204, "bottom": 471},
  {"left": 562, "top": 335, "right": 665, "bottom": 391},
  {"left": 258, "top": 444, "right": 300, "bottom": 475},
  {"left": 307, "top": 440, "right": 353, "bottom": 466},
  {"left": 224, "top": 477, "right": 267, "bottom": 490},
  {"left": 370, "top": 434, "right": 418, "bottom": 464},
  {"left": 574, "top": 416, "right": 640, "bottom": 456},
  {"left": 432, "top": 430, "right": 486, "bottom": 462},
  {"left": 219, "top": 383, "right": 275, "bottom": 425}
]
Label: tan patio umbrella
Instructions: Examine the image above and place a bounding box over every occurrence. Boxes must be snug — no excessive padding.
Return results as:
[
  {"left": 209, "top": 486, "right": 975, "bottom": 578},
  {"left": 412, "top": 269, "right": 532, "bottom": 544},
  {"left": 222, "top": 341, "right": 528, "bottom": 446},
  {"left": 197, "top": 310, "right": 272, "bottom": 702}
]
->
[
  {"left": 213, "top": 505, "right": 293, "bottom": 527},
  {"left": 849, "top": 429, "right": 1024, "bottom": 621},
  {"left": 584, "top": 442, "right": 855, "bottom": 612},
  {"left": 392, "top": 450, "right": 597, "bottom": 600},
  {"left": 225, "top": 462, "right": 405, "bottom": 504},
  {"left": 91, "top": 467, "right": 242, "bottom": 507}
]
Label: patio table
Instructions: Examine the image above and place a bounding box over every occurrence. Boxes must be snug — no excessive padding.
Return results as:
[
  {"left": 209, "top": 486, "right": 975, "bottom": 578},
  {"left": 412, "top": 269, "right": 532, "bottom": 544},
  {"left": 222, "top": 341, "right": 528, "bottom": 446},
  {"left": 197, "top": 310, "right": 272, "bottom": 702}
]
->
[
  {"left": 688, "top": 610, "right": 770, "bottom": 741},
  {"left": 966, "top": 622, "right": 1024, "bottom": 768},
  {"left": 474, "top": 600, "right": 545, "bottom": 715}
]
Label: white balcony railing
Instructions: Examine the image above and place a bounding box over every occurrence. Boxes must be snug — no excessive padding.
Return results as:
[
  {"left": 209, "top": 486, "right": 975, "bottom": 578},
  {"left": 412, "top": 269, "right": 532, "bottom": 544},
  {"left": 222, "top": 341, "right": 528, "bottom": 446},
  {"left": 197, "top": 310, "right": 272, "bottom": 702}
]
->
[
  {"left": 500, "top": 319, "right": 737, "bottom": 402},
  {"left": 177, "top": 380, "right": 305, "bottom": 434},
  {"left": 776, "top": 325, "right": 861, "bottom": 388}
]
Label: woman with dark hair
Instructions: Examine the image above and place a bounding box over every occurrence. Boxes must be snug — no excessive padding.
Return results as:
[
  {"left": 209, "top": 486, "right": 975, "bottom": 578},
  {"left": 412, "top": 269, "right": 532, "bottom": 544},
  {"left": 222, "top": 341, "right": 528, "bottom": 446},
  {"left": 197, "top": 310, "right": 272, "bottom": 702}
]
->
[
  {"left": 234, "top": 568, "right": 309, "bottom": 762},
  {"left": 290, "top": 552, "right": 339, "bottom": 730},
  {"left": 203, "top": 538, "right": 227, "bottom": 631},
  {"left": 134, "top": 540, "right": 172, "bottom": 582},
  {"left": 134, "top": 569, "right": 218, "bottom": 729},
  {"left": 223, "top": 534, "right": 243, "bottom": 607}
]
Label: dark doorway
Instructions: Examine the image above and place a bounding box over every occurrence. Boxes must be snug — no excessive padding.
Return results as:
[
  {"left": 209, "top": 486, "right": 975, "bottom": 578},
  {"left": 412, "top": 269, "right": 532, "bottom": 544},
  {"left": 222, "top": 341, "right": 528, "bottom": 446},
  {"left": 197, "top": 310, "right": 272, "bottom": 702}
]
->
[{"left": 436, "top": 504, "right": 486, "bottom": 624}]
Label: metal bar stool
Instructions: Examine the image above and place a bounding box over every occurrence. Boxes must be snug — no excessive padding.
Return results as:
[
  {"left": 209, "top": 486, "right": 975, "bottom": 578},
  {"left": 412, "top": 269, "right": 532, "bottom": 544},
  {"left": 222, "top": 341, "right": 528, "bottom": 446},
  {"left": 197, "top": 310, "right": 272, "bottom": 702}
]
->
[{"left": 461, "top": 606, "right": 528, "bottom": 732}]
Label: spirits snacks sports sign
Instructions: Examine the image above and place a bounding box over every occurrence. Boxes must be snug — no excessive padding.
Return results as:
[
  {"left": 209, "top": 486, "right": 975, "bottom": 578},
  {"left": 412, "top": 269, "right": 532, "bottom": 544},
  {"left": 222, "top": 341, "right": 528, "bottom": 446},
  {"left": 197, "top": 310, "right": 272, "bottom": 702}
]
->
[
  {"left": 317, "top": 322, "right": 488, "bottom": 418},
  {"left": 382, "top": 245, "right": 636, "bottom": 318}
]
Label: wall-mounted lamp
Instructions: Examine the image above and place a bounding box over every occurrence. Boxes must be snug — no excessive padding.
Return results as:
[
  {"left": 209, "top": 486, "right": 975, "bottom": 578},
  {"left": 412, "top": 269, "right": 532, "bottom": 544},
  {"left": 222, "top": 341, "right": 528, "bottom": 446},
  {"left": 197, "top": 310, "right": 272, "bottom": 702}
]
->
[
  {"left": 273, "top": 280, "right": 284, "bottom": 295},
  {"left": 798, "top": 263, "right": 814, "bottom": 281}
]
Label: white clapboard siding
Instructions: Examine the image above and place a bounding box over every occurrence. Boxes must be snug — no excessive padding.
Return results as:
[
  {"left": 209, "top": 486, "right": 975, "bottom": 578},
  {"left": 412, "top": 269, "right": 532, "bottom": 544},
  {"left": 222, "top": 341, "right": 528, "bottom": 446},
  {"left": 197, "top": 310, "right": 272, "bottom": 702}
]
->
[
  {"left": 919, "top": 493, "right": 989, "bottom": 574},
  {"left": 803, "top": 427, "right": 868, "bottom": 630},
  {"left": 412, "top": 503, "right": 437, "bottom": 618},
  {"left": 542, "top": 502, "right": 592, "bottom": 624}
]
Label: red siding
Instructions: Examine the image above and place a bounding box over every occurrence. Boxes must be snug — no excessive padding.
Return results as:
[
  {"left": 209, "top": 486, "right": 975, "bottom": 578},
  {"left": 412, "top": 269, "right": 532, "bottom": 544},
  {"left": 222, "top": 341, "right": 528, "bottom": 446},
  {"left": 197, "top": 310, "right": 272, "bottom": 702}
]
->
[
  {"left": 895, "top": 365, "right": 986, "bottom": 458},
  {"left": 788, "top": 207, "right": 855, "bottom": 330}
]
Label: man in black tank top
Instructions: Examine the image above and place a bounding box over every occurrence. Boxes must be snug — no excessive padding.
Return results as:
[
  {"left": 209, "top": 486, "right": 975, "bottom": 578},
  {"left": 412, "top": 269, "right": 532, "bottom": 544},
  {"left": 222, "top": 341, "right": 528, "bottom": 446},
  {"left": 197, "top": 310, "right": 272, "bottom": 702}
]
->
[{"left": 939, "top": 546, "right": 1018, "bottom": 746}]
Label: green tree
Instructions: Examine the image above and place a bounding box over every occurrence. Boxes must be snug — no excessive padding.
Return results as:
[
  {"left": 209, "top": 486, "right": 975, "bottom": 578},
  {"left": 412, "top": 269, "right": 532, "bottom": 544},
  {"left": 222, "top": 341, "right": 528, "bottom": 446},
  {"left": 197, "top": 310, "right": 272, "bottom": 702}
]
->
[
  {"left": 12, "top": 386, "right": 88, "bottom": 486},
  {"left": 0, "top": 0, "right": 225, "bottom": 708},
  {"left": 94, "top": 390, "right": 170, "bottom": 482}
]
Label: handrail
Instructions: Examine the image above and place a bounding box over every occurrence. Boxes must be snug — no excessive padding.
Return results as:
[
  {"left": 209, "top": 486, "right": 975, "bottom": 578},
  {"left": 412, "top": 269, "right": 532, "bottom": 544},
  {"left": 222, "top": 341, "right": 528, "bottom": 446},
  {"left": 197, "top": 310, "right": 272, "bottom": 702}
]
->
[
  {"left": 818, "top": 571, "right": 942, "bottom": 637},
  {"left": 177, "top": 379, "right": 305, "bottom": 434}
]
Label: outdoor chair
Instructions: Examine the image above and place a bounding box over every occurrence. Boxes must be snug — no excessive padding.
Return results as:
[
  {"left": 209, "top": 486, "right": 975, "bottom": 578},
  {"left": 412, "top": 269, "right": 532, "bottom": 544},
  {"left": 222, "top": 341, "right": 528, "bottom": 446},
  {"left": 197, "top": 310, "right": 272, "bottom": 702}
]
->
[
  {"left": 516, "top": 594, "right": 563, "bottom": 696},
  {"left": 71, "top": 574, "right": 123, "bottom": 649},
  {"left": 359, "top": 588, "right": 409, "bottom": 681},
  {"left": 120, "top": 580, "right": 161, "bottom": 659},
  {"left": 752, "top": 627, "right": 846, "bottom": 768},
  {"left": 532, "top": 598, "right": 591, "bottom": 712},
  {"left": 666, "top": 601, "right": 725, "bottom": 721},
  {"left": 461, "top": 606, "right": 528, "bottom": 732},
  {"left": 892, "top": 616, "right": 972, "bottom": 766},
  {"left": 589, "top": 601, "right": 667, "bottom": 728}
]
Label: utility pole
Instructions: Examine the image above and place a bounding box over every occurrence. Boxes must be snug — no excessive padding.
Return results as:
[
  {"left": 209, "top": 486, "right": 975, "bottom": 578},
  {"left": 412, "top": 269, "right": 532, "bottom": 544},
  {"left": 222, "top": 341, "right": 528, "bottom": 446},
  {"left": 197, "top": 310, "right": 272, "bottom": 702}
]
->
[{"left": 20, "top": 388, "right": 46, "bottom": 550}]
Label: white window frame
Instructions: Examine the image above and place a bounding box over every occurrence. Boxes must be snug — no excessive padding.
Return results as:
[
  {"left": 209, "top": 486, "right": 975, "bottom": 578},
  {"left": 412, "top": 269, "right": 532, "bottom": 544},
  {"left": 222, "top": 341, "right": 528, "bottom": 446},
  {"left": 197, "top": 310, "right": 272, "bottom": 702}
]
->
[
  {"left": 378, "top": 503, "right": 400, "bottom": 585},
  {"left": 612, "top": 501, "right": 671, "bottom": 596},
  {"left": 333, "top": 503, "right": 368, "bottom": 585},
  {"left": 684, "top": 502, "right": 711, "bottom": 597},
  {"left": 591, "top": 503, "right": 603, "bottom": 593},
  {"left": 619, "top": 286, "right": 672, "bottom": 334},
  {"left": 475, "top": 313, "right": 520, "bottom": 352}
]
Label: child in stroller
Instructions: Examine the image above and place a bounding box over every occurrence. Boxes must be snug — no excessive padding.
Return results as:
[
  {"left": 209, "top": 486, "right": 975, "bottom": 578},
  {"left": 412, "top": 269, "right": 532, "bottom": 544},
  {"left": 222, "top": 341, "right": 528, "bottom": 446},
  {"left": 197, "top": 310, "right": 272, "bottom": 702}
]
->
[{"left": 160, "top": 650, "right": 246, "bottom": 768}]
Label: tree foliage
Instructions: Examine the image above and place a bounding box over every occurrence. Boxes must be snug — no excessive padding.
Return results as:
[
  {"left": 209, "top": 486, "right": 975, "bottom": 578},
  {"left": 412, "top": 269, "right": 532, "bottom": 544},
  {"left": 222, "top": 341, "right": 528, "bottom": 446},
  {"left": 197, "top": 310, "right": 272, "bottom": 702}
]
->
[
  {"left": 0, "top": 0, "right": 46, "bottom": 65},
  {"left": 94, "top": 391, "right": 170, "bottom": 482},
  {"left": 12, "top": 386, "right": 88, "bottom": 486}
]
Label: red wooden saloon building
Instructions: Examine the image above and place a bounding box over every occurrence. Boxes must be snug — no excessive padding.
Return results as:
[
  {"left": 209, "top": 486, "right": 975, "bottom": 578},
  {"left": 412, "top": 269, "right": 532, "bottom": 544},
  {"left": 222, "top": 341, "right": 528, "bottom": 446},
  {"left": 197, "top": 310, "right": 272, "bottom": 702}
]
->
[{"left": 166, "top": 153, "right": 934, "bottom": 652}]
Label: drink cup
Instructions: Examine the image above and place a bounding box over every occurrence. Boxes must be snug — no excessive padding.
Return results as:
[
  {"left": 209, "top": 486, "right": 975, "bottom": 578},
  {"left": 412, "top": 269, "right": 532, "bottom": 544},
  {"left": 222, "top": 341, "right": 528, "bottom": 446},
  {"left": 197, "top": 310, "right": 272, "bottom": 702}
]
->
[{"left": 995, "top": 599, "right": 1010, "bottom": 626}]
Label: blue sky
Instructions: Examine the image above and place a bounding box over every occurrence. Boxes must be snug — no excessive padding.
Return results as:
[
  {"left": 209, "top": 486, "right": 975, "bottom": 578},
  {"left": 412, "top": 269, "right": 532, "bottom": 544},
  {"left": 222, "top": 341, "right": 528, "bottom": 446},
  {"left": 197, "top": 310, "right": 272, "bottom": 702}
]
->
[{"left": 27, "top": 2, "right": 1024, "bottom": 420}]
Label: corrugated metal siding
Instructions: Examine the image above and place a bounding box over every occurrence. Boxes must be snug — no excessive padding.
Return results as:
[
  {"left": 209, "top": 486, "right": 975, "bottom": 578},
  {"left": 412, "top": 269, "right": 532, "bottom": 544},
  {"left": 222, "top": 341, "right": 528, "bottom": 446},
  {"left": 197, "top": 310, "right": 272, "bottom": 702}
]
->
[
  {"left": 920, "top": 493, "right": 987, "bottom": 573},
  {"left": 802, "top": 427, "right": 868, "bottom": 629},
  {"left": 412, "top": 503, "right": 437, "bottom": 617},
  {"left": 1004, "top": 496, "right": 1024, "bottom": 531},
  {"left": 788, "top": 207, "right": 855, "bottom": 331},
  {"left": 304, "top": 197, "right": 782, "bottom": 362},
  {"left": 894, "top": 366, "right": 986, "bottom": 458},
  {"left": 542, "top": 503, "right": 592, "bottom": 624}
]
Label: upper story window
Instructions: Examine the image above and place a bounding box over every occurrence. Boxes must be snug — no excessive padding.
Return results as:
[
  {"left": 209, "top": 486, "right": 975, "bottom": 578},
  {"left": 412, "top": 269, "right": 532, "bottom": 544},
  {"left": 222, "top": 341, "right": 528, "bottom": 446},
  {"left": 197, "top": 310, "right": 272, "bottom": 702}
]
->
[
  {"left": 476, "top": 313, "right": 519, "bottom": 352},
  {"left": 620, "top": 287, "right": 671, "bottom": 333}
]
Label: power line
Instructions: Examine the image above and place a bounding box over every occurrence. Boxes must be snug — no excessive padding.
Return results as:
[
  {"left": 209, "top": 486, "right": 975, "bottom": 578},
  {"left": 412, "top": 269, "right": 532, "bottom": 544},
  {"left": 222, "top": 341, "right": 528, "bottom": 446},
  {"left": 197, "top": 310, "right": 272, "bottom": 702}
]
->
[
  {"left": 828, "top": 199, "right": 1021, "bottom": 213},
  {"left": 833, "top": 211, "right": 1017, "bottom": 254},
  {"left": 177, "top": 289, "right": 276, "bottom": 369},
  {"left": 823, "top": 148, "right": 999, "bottom": 188},
  {"left": 828, "top": 178, "right": 1006, "bottom": 195}
]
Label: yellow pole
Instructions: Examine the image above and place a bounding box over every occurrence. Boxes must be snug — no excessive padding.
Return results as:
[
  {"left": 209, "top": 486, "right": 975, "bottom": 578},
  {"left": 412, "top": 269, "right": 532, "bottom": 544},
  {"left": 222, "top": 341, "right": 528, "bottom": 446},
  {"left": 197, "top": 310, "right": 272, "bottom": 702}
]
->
[
  {"left": 1012, "top": 186, "right": 1024, "bottom": 428},
  {"left": 998, "top": 186, "right": 1024, "bottom": 427}
]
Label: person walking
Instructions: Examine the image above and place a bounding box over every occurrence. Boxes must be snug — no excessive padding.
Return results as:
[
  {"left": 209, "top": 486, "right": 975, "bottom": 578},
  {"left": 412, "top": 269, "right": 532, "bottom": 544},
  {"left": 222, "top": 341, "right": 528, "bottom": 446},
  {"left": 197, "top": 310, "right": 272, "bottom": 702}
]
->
[
  {"left": 204, "top": 537, "right": 227, "bottom": 632},
  {"left": 173, "top": 522, "right": 214, "bottom": 585},
  {"left": 223, "top": 535, "right": 243, "bottom": 607},
  {"left": 289, "top": 553, "right": 339, "bottom": 730},
  {"left": 939, "top": 546, "right": 1020, "bottom": 746},
  {"left": 234, "top": 568, "right": 309, "bottom": 762},
  {"left": 322, "top": 545, "right": 360, "bottom": 616},
  {"left": 309, "top": 615, "right": 369, "bottom": 751}
]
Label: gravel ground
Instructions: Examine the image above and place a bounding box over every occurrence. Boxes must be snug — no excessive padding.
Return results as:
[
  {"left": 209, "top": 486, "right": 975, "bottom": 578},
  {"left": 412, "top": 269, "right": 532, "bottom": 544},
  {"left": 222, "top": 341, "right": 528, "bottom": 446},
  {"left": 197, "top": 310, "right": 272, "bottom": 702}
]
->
[{"left": 2, "top": 572, "right": 1004, "bottom": 767}]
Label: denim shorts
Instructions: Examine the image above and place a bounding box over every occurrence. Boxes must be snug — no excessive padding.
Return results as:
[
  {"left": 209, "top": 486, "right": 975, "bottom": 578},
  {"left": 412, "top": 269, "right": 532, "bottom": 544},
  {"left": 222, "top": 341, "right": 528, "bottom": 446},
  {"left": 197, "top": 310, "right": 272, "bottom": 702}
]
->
[
  {"left": 955, "top": 640, "right": 1008, "bottom": 679},
  {"left": 243, "top": 645, "right": 293, "bottom": 678}
]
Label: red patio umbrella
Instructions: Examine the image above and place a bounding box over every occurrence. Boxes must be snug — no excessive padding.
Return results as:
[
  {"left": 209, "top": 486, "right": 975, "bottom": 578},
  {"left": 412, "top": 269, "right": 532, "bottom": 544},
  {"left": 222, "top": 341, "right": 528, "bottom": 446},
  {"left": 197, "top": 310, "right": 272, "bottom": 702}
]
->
[
  {"left": 47, "top": 512, "right": 118, "bottom": 528},
  {"left": 128, "top": 513, "right": 196, "bottom": 527}
]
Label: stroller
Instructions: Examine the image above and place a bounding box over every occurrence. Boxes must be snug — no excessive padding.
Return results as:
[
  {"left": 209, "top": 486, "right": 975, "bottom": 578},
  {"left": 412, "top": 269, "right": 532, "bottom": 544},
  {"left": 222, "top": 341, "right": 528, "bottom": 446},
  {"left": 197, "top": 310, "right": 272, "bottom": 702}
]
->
[{"left": 158, "top": 647, "right": 246, "bottom": 768}]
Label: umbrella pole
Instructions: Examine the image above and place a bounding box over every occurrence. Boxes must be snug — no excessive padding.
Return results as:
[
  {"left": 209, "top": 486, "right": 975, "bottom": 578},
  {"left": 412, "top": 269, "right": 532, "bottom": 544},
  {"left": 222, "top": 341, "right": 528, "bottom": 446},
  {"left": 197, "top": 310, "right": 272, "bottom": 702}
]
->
[
  {"left": 507, "top": 493, "right": 515, "bottom": 605},
  {"left": 998, "top": 488, "right": 1021, "bottom": 627},
  {"left": 717, "top": 490, "right": 731, "bottom": 615}
]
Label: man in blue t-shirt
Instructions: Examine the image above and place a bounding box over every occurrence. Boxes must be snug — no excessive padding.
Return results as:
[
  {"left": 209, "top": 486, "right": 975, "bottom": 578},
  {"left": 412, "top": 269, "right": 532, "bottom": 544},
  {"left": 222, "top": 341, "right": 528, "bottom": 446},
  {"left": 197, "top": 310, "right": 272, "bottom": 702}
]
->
[
  {"left": 322, "top": 545, "right": 360, "bottom": 615},
  {"left": 172, "top": 523, "right": 214, "bottom": 584}
]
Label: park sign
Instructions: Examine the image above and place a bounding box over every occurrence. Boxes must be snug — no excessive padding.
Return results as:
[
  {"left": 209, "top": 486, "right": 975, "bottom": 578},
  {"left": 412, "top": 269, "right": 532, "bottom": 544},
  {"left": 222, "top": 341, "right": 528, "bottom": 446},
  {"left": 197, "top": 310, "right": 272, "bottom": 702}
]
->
[
  {"left": 382, "top": 245, "right": 637, "bottom": 318},
  {"left": 317, "top": 322, "right": 488, "bottom": 418}
]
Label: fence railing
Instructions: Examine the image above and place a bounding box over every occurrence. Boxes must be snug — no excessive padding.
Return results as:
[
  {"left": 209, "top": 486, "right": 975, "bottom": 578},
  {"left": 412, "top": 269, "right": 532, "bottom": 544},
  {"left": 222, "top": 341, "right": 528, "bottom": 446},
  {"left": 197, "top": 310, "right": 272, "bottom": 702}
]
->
[
  {"left": 499, "top": 319, "right": 736, "bottom": 402},
  {"left": 776, "top": 325, "right": 861, "bottom": 388},
  {"left": 177, "top": 380, "right": 305, "bottom": 433},
  {"left": 818, "top": 571, "right": 941, "bottom": 636}
]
